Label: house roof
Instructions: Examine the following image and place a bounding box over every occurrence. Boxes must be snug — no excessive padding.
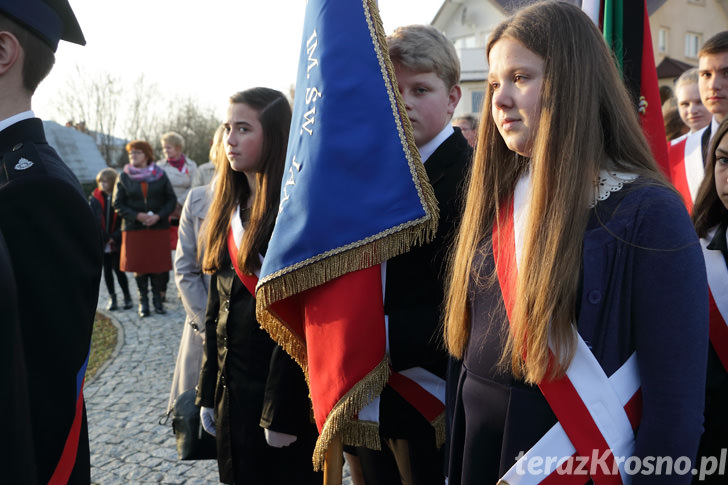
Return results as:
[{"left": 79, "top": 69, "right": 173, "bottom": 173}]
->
[
  {"left": 491, "top": 0, "right": 581, "bottom": 14},
  {"left": 647, "top": 0, "right": 668, "bottom": 15},
  {"left": 656, "top": 56, "right": 695, "bottom": 79},
  {"left": 42, "top": 121, "right": 108, "bottom": 184}
]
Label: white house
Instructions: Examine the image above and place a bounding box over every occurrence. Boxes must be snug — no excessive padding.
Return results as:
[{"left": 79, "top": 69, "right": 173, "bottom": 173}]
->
[{"left": 430, "top": 0, "right": 726, "bottom": 117}]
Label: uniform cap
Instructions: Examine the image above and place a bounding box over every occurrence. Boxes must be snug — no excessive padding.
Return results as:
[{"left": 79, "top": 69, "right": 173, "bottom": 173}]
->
[{"left": 0, "top": 0, "right": 85, "bottom": 52}]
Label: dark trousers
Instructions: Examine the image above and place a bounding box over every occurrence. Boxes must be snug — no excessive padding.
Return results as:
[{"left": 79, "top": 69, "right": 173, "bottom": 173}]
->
[{"left": 102, "top": 251, "right": 130, "bottom": 298}]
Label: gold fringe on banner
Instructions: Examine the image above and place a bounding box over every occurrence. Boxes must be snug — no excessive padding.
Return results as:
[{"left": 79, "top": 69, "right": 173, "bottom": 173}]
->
[
  {"left": 312, "top": 357, "right": 390, "bottom": 470},
  {"left": 343, "top": 420, "right": 382, "bottom": 450},
  {"left": 432, "top": 412, "right": 446, "bottom": 448}
]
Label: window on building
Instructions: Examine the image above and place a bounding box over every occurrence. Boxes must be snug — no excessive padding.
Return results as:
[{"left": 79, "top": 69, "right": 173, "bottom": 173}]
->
[
  {"left": 472, "top": 91, "right": 484, "bottom": 114},
  {"left": 685, "top": 32, "right": 702, "bottom": 59},
  {"left": 658, "top": 28, "right": 669, "bottom": 54},
  {"left": 454, "top": 35, "right": 477, "bottom": 49}
]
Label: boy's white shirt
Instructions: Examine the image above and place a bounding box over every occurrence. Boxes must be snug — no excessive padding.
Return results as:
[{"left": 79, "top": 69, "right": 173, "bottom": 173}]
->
[
  {"left": 0, "top": 110, "right": 33, "bottom": 132},
  {"left": 418, "top": 123, "right": 455, "bottom": 165}
]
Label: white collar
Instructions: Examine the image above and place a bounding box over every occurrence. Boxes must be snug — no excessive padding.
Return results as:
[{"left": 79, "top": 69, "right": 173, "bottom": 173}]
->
[
  {"left": 417, "top": 124, "right": 454, "bottom": 163},
  {"left": 0, "top": 110, "right": 34, "bottom": 132},
  {"left": 591, "top": 170, "right": 638, "bottom": 208}
]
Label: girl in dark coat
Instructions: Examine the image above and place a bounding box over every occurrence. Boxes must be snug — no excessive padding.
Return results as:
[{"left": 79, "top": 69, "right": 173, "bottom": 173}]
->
[
  {"left": 443, "top": 3, "right": 708, "bottom": 483},
  {"left": 113, "top": 140, "right": 177, "bottom": 317},
  {"left": 692, "top": 118, "right": 728, "bottom": 484},
  {"left": 196, "top": 88, "right": 321, "bottom": 484}
]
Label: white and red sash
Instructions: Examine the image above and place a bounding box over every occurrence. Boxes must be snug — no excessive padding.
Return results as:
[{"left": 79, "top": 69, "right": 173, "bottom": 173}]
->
[
  {"left": 699, "top": 230, "right": 728, "bottom": 373},
  {"left": 356, "top": 262, "right": 446, "bottom": 438},
  {"left": 668, "top": 127, "right": 707, "bottom": 212},
  {"left": 227, "top": 206, "right": 261, "bottom": 296},
  {"left": 358, "top": 363, "right": 446, "bottom": 432},
  {"left": 493, "top": 172, "right": 641, "bottom": 484}
]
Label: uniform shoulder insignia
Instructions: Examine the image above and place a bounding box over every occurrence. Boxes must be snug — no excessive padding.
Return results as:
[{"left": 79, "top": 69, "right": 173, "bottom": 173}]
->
[
  {"left": 0, "top": 144, "right": 45, "bottom": 184},
  {"left": 14, "top": 158, "right": 34, "bottom": 170}
]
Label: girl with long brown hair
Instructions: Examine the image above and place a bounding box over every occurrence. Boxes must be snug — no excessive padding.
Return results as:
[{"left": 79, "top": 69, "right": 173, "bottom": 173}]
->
[
  {"left": 691, "top": 118, "right": 728, "bottom": 484},
  {"left": 444, "top": 2, "right": 708, "bottom": 483},
  {"left": 195, "top": 88, "right": 320, "bottom": 484}
]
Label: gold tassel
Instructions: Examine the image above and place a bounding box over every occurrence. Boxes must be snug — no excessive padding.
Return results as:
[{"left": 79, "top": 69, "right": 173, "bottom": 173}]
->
[
  {"left": 312, "top": 357, "right": 390, "bottom": 470},
  {"left": 432, "top": 412, "right": 446, "bottom": 448},
  {"left": 342, "top": 420, "right": 382, "bottom": 450}
]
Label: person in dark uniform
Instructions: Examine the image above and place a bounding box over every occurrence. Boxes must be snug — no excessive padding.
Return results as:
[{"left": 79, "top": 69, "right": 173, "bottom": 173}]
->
[
  {"left": 0, "top": 228, "right": 37, "bottom": 484},
  {"left": 0, "top": 1, "right": 103, "bottom": 483}
]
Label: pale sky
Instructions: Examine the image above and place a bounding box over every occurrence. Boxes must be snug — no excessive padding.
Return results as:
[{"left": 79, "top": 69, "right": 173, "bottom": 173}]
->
[{"left": 33, "top": 0, "right": 444, "bottom": 123}]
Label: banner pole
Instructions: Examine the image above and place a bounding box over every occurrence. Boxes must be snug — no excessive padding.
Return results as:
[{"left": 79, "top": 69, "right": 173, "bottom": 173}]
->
[{"left": 323, "top": 434, "right": 343, "bottom": 485}]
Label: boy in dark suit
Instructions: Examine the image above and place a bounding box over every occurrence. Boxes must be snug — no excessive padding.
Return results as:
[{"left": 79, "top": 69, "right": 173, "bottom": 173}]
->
[
  {"left": 352, "top": 24, "right": 472, "bottom": 485},
  {"left": 0, "top": 2, "right": 102, "bottom": 482}
]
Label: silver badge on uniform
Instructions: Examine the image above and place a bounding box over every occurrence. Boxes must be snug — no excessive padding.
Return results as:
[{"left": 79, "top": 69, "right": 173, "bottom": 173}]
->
[{"left": 14, "top": 158, "right": 33, "bottom": 170}]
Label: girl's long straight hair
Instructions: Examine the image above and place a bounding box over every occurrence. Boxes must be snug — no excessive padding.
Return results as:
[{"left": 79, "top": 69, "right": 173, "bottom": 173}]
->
[
  {"left": 444, "top": 1, "right": 666, "bottom": 383},
  {"left": 693, "top": 119, "right": 728, "bottom": 237},
  {"left": 202, "top": 87, "right": 291, "bottom": 275}
]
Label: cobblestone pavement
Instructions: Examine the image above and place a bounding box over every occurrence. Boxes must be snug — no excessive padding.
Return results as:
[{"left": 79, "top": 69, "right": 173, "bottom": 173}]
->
[{"left": 89, "top": 273, "right": 353, "bottom": 484}]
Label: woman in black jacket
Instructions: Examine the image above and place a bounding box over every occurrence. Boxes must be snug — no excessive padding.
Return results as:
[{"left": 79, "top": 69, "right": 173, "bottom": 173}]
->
[
  {"left": 196, "top": 88, "right": 320, "bottom": 484},
  {"left": 113, "top": 140, "right": 176, "bottom": 317}
]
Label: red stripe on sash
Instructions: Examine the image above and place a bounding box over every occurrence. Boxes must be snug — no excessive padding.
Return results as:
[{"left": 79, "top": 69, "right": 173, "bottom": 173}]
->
[
  {"left": 48, "top": 387, "right": 84, "bottom": 485},
  {"left": 492, "top": 198, "right": 517, "bottom": 321},
  {"left": 227, "top": 227, "right": 259, "bottom": 296},
  {"left": 708, "top": 289, "right": 728, "bottom": 373},
  {"left": 667, "top": 137, "right": 693, "bottom": 212},
  {"left": 493, "top": 197, "right": 623, "bottom": 484},
  {"left": 226, "top": 227, "right": 301, "bottom": 333},
  {"left": 388, "top": 371, "right": 444, "bottom": 423},
  {"left": 540, "top": 369, "right": 620, "bottom": 484},
  {"left": 624, "top": 391, "right": 643, "bottom": 430}
]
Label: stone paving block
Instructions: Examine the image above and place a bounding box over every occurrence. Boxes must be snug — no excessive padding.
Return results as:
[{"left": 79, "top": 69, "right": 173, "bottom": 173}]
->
[{"left": 90, "top": 471, "right": 123, "bottom": 485}]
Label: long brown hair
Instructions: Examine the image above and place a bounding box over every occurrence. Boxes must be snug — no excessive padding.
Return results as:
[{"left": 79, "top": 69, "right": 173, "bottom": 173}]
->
[
  {"left": 444, "top": 1, "right": 665, "bottom": 383},
  {"left": 202, "top": 88, "right": 291, "bottom": 275},
  {"left": 693, "top": 119, "right": 728, "bottom": 237}
]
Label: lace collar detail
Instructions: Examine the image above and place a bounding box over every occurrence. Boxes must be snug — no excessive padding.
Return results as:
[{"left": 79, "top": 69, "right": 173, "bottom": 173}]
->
[{"left": 590, "top": 170, "right": 638, "bottom": 208}]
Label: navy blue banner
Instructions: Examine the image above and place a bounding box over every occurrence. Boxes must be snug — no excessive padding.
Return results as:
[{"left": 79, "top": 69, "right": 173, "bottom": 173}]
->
[{"left": 258, "top": 0, "right": 436, "bottom": 288}]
